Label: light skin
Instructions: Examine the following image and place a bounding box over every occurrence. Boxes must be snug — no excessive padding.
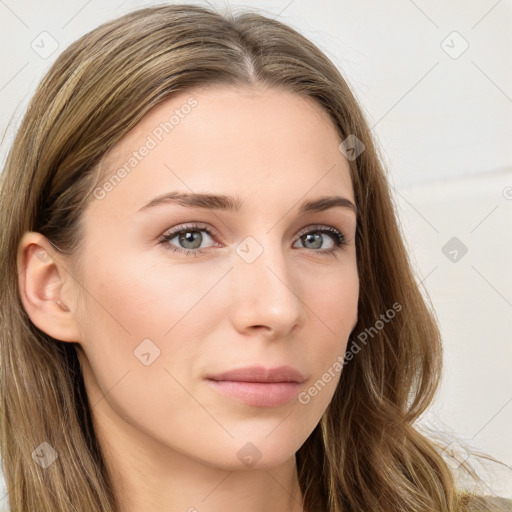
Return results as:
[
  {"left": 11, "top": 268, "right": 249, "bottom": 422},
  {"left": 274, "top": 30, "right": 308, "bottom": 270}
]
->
[{"left": 17, "top": 84, "right": 359, "bottom": 512}]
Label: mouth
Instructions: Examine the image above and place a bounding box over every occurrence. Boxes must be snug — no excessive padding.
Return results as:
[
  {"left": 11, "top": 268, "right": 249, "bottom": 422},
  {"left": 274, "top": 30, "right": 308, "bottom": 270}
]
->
[{"left": 205, "top": 365, "right": 306, "bottom": 407}]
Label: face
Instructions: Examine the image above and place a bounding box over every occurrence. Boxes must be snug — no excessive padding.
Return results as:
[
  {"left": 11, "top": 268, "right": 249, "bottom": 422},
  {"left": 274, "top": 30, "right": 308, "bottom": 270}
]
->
[{"left": 57, "top": 85, "right": 359, "bottom": 470}]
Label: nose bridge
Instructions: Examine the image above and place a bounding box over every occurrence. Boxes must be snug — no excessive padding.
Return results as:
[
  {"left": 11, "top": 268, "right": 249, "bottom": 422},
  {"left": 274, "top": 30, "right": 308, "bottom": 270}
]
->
[{"left": 229, "top": 233, "right": 303, "bottom": 334}]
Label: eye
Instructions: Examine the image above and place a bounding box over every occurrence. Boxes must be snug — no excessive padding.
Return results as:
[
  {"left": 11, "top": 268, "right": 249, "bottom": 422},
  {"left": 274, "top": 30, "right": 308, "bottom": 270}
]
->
[
  {"left": 293, "top": 225, "right": 346, "bottom": 256},
  {"left": 159, "top": 223, "right": 347, "bottom": 257},
  {"left": 159, "top": 222, "right": 219, "bottom": 257}
]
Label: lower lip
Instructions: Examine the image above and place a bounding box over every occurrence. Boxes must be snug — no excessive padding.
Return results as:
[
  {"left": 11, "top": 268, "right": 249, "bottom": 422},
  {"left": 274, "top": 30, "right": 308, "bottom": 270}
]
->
[{"left": 206, "top": 379, "right": 302, "bottom": 407}]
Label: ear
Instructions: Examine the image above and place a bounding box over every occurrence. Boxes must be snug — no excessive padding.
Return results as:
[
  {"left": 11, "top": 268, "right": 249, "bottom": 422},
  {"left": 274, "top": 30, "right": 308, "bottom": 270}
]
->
[{"left": 17, "top": 231, "right": 82, "bottom": 342}]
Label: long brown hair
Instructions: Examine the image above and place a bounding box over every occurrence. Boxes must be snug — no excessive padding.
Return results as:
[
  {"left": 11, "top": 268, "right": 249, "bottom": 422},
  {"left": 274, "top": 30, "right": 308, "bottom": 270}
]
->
[{"left": 0, "top": 4, "right": 508, "bottom": 511}]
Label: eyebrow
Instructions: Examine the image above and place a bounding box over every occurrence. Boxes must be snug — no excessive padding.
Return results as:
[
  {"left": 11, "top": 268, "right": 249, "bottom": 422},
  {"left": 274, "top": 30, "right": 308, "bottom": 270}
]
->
[{"left": 137, "top": 192, "right": 358, "bottom": 216}]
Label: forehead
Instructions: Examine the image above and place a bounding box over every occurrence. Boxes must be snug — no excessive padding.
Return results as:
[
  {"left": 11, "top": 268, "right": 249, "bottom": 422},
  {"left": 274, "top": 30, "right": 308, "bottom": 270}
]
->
[{"left": 90, "top": 84, "right": 354, "bottom": 217}]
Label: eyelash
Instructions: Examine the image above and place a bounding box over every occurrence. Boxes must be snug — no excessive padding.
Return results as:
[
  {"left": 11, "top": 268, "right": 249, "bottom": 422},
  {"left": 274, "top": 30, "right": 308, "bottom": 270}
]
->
[{"left": 158, "top": 222, "right": 347, "bottom": 258}]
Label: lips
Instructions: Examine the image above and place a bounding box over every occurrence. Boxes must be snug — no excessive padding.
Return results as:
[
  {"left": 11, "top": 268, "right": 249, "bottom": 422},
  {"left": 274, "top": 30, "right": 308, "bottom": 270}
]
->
[
  {"left": 205, "top": 365, "right": 307, "bottom": 407},
  {"left": 206, "top": 365, "right": 306, "bottom": 384}
]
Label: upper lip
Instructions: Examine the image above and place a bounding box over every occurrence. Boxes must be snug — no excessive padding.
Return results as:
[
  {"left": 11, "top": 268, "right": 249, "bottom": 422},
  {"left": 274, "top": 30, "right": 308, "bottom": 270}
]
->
[{"left": 206, "top": 365, "right": 306, "bottom": 384}]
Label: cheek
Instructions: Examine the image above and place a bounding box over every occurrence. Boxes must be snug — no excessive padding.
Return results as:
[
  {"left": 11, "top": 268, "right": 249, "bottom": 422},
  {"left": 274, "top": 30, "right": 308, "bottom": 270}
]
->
[
  {"left": 305, "top": 262, "right": 359, "bottom": 338},
  {"left": 73, "top": 253, "right": 200, "bottom": 388},
  {"left": 78, "top": 249, "right": 220, "bottom": 341},
  {"left": 298, "top": 268, "right": 359, "bottom": 406},
  {"left": 74, "top": 249, "right": 238, "bottom": 412},
  {"left": 74, "top": 254, "right": 216, "bottom": 445}
]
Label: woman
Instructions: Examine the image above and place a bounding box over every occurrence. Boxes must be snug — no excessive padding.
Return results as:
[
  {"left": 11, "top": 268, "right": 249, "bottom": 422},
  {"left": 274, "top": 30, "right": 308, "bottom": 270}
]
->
[{"left": 0, "top": 4, "right": 509, "bottom": 512}]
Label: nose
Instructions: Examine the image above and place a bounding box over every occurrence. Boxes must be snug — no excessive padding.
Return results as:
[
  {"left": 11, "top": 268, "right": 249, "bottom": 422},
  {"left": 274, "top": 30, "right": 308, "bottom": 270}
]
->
[{"left": 228, "top": 237, "right": 305, "bottom": 340}]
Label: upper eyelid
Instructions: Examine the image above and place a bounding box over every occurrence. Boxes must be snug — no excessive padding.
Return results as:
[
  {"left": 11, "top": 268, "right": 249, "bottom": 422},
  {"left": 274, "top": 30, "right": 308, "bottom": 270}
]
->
[
  {"left": 162, "top": 222, "right": 219, "bottom": 239},
  {"left": 296, "top": 224, "right": 345, "bottom": 236}
]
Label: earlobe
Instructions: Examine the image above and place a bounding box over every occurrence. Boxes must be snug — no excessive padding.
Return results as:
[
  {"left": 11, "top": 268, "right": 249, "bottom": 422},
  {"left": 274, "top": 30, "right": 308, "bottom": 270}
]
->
[{"left": 17, "top": 231, "right": 82, "bottom": 342}]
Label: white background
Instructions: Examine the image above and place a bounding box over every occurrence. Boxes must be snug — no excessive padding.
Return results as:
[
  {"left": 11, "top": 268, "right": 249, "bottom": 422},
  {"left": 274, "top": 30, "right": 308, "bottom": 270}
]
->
[{"left": 1, "top": 0, "right": 511, "bottom": 505}]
